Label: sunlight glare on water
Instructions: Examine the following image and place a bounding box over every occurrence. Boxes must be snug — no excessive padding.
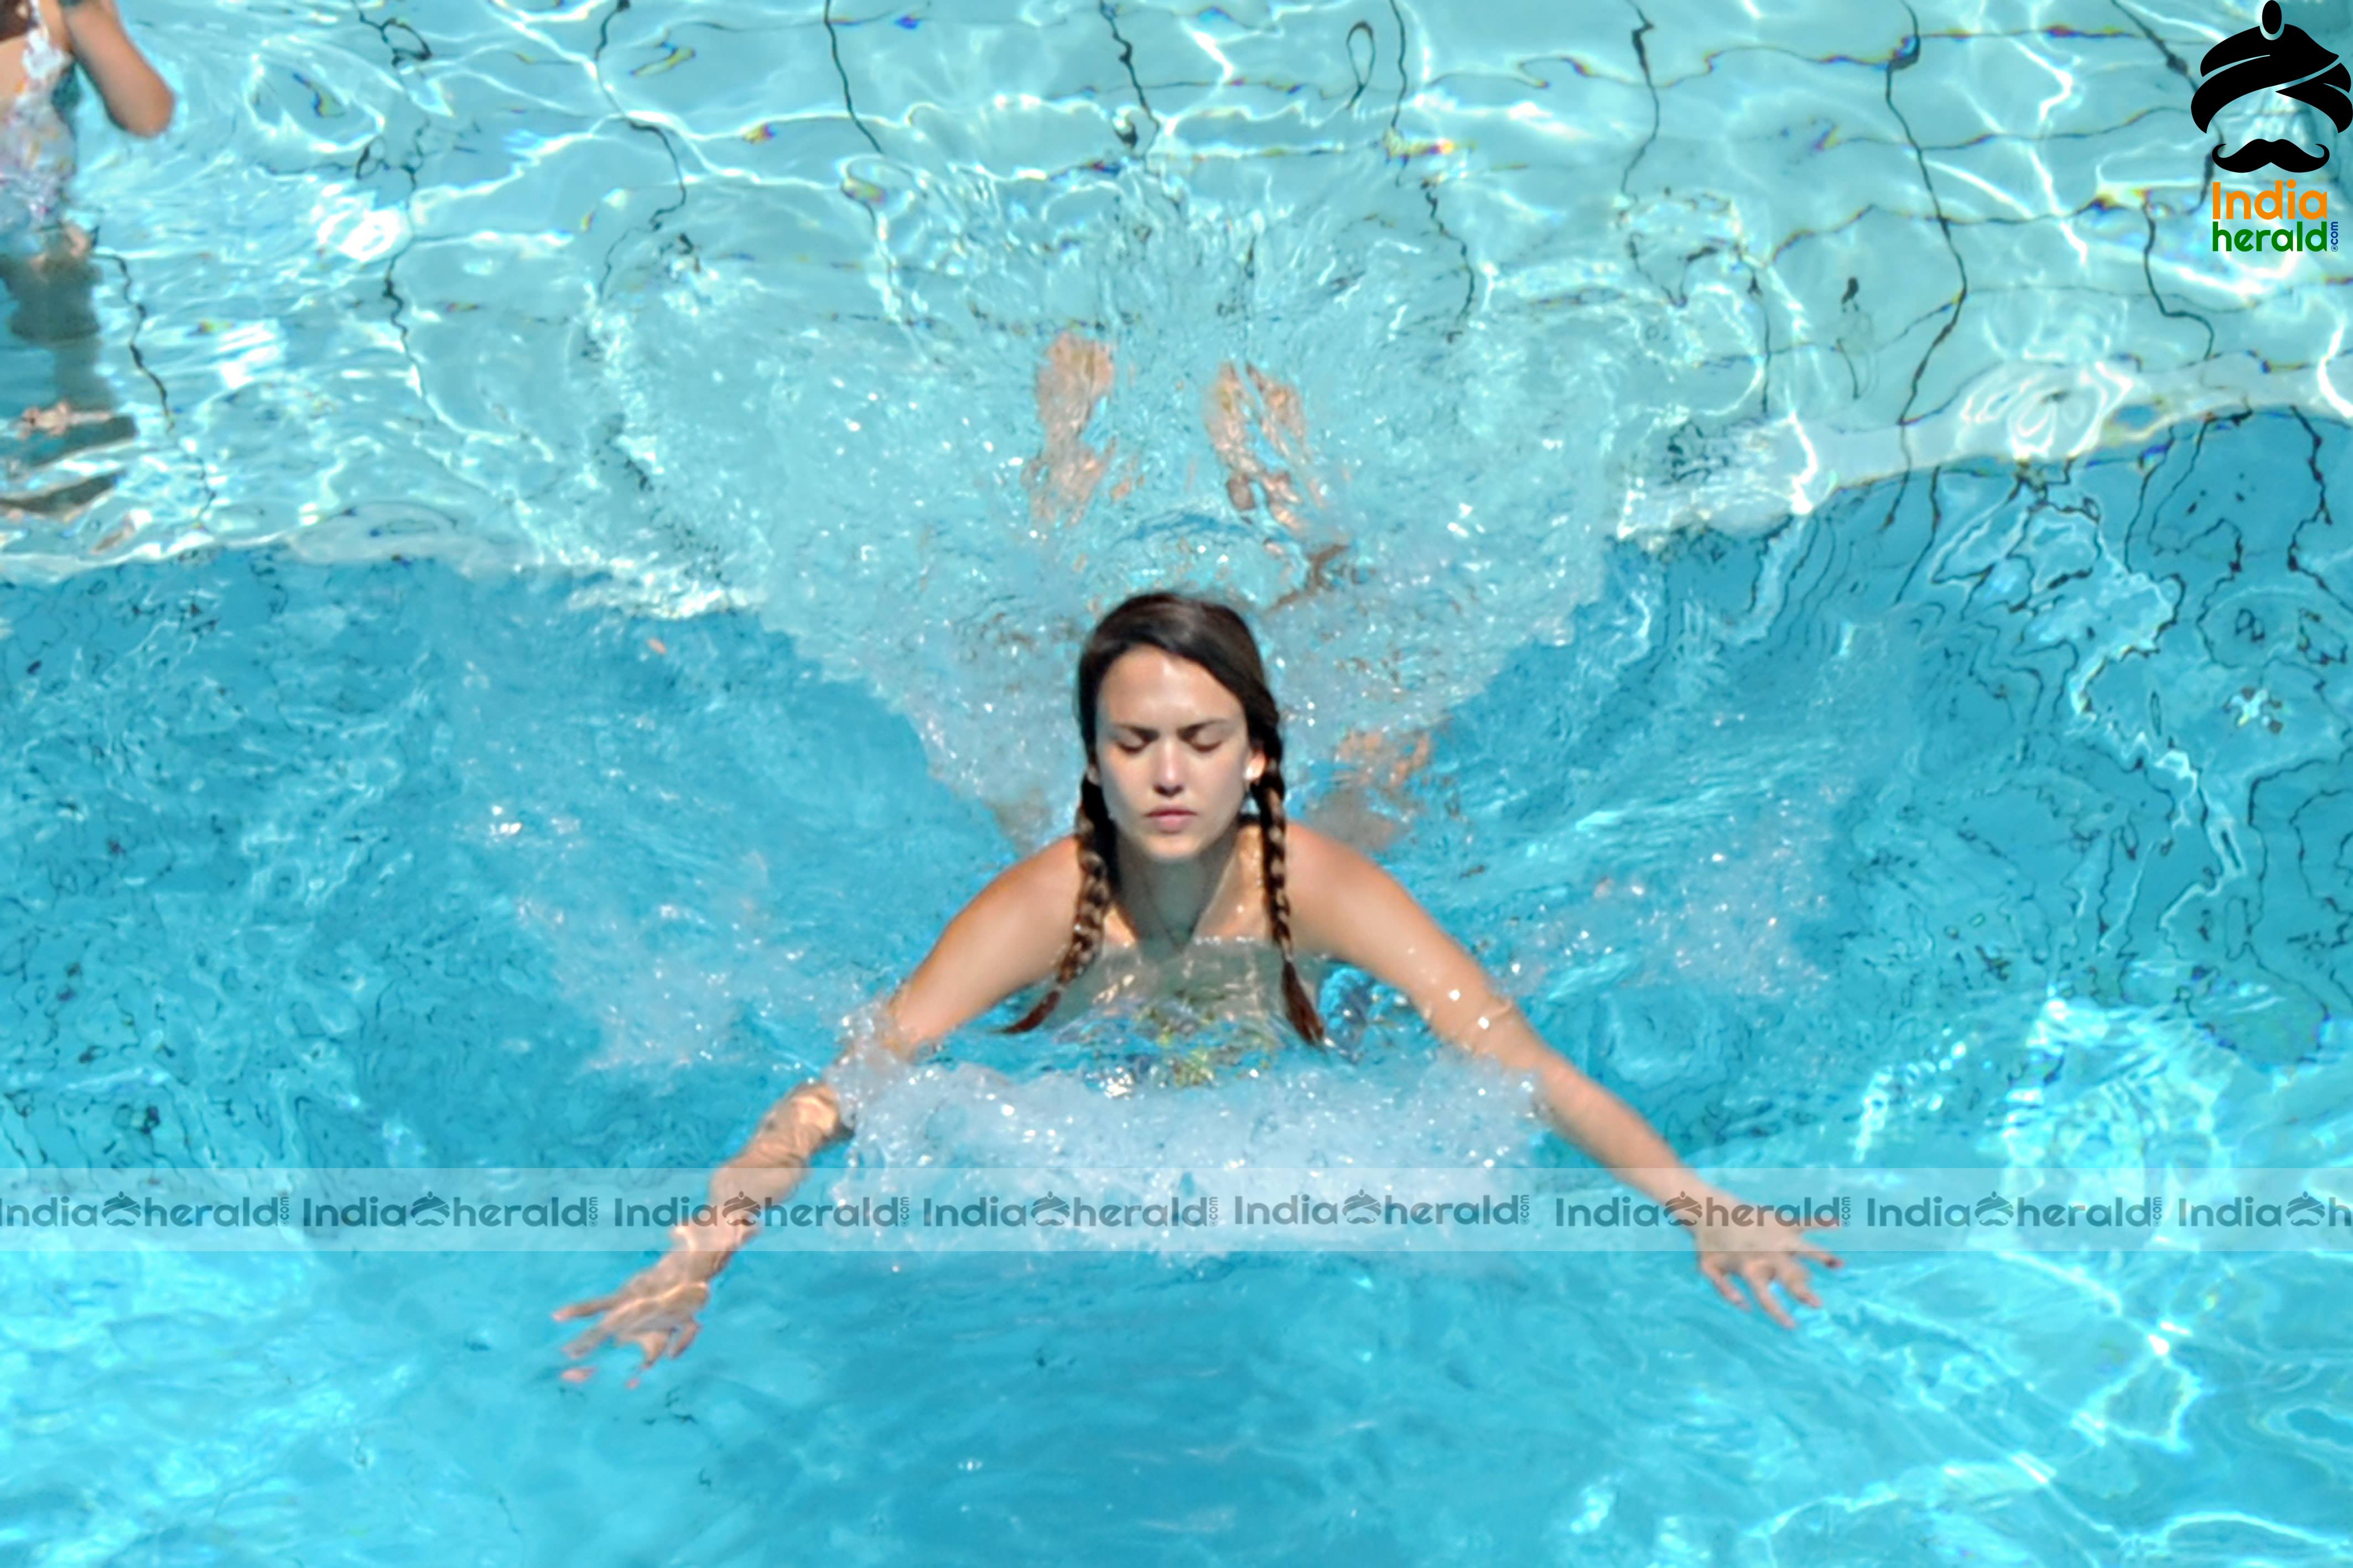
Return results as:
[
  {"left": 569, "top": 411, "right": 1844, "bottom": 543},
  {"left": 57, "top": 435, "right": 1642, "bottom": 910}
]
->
[
  {"left": 1, "top": 1, "right": 2350, "bottom": 1564},
  {"left": 19, "top": 0, "right": 2350, "bottom": 832}
]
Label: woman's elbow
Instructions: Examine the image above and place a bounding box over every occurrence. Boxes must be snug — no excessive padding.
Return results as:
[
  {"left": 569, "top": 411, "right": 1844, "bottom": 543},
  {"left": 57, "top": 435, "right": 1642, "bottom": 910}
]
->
[{"left": 115, "top": 90, "right": 176, "bottom": 139}]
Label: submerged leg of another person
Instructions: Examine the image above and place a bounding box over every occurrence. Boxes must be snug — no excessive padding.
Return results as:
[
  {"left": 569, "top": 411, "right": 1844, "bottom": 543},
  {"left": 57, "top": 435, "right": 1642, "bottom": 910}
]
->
[
  {"left": 3, "top": 227, "right": 134, "bottom": 460},
  {"left": 0, "top": 471, "right": 118, "bottom": 523}
]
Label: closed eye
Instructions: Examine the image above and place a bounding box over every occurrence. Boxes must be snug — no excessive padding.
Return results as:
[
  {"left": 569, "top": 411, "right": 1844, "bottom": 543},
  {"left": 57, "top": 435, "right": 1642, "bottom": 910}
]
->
[{"left": 1110, "top": 724, "right": 1237, "bottom": 752}]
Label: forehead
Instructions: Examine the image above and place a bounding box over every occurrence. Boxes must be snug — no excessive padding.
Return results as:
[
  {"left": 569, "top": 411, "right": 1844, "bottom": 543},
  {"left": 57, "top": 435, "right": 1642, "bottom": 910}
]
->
[{"left": 1095, "top": 647, "right": 1244, "bottom": 726}]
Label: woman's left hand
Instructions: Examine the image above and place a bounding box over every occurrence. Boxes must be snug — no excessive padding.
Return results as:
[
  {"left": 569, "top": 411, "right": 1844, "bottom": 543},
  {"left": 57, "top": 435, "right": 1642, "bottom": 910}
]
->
[{"left": 1685, "top": 1194, "right": 1843, "bottom": 1329}]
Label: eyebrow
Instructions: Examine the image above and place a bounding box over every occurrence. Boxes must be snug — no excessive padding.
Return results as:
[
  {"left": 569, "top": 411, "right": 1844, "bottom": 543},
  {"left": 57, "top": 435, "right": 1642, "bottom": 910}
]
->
[{"left": 1107, "top": 720, "right": 1233, "bottom": 739}]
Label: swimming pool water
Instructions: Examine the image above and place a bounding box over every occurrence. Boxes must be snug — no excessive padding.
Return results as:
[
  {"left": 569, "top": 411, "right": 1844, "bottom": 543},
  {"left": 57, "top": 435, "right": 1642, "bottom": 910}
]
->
[{"left": 4, "top": 1, "right": 2351, "bottom": 1564}]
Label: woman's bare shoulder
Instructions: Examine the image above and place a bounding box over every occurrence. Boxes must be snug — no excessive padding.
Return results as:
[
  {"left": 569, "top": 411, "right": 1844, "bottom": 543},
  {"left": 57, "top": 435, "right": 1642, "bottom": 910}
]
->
[
  {"left": 1269, "top": 819, "right": 1386, "bottom": 949},
  {"left": 1000, "top": 832, "right": 1087, "bottom": 914},
  {"left": 1274, "top": 818, "right": 1368, "bottom": 878},
  {"left": 887, "top": 837, "right": 1083, "bottom": 1046}
]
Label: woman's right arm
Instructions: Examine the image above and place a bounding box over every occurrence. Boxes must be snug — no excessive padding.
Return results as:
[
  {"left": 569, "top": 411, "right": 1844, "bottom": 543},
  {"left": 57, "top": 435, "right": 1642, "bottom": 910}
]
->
[
  {"left": 553, "top": 842, "right": 1077, "bottom": 1384},
  {"left": 58, "top": 0, "right": 176, "bottom": 137}
]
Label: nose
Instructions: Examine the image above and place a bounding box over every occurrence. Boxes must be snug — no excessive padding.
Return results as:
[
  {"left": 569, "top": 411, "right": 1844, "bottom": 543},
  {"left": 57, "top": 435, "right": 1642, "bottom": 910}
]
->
[{"left": 1152, "top": 742, "right": 1186, "bottom": 794}]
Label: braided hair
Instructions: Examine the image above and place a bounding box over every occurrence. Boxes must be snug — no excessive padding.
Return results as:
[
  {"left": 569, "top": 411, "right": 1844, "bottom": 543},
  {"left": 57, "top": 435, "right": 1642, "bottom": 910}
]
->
[{"left": 1003, "top": 592, "right": 1326, "bottom": 1045}]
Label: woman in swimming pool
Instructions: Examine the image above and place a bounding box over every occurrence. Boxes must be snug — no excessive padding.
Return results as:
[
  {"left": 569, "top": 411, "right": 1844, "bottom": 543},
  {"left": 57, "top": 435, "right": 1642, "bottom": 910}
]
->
[
  {"left": 0, "top": 0, "right": 172, "bottom": 506},
  {"left": 557, "top": 592, "right": 1842, "bottom": 1383}
]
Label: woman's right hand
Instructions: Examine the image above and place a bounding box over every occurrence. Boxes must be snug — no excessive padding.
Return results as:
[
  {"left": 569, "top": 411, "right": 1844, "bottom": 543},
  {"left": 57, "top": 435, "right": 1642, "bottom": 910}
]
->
[{"left": 553, "top": 1242, "right": 727, "bottom": 1387}]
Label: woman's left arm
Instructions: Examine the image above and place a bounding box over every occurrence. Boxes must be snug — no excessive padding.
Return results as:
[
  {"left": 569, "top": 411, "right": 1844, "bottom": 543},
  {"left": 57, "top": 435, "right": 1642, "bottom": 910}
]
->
[
  {"left": 60, "top": 0, "right": 175, "bottom": 138},
  {"left": 1292, "top": 826, "right": 1841, "bottom": 1327}
]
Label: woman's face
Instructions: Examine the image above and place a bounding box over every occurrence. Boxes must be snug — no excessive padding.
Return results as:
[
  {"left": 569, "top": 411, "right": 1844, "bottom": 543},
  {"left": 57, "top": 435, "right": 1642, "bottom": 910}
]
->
[{"left": 1088, "top": 647, "right": 1264, "bottom": 863}]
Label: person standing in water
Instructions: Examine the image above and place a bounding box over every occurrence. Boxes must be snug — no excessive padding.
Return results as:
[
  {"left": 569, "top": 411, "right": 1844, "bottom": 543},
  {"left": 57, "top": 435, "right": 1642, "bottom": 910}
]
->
[
  {"left": 557, "top": 594, "right": 1843, "bottom": 1385},
  {"left": 0, "top": 0, "right": 173, "bottom": 509}
]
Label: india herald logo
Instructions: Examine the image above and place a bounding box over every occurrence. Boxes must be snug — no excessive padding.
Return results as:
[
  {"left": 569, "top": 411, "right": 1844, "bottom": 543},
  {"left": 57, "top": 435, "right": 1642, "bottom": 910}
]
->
[{"left": 2195, "top": 1, "right": 2353, "bottom": 173}]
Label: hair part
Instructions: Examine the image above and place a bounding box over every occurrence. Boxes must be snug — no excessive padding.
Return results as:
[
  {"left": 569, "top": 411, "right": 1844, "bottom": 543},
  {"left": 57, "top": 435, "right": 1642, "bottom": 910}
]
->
[{"left": 1003, "top": 592, "right": 1325, "bottom": 1046}]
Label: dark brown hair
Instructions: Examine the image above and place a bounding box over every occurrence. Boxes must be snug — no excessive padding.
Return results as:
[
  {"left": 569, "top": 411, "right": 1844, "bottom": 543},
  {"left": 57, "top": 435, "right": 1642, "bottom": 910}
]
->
[{"left": 1003, "top": 592, "right": 1324, "bottom": 1045}]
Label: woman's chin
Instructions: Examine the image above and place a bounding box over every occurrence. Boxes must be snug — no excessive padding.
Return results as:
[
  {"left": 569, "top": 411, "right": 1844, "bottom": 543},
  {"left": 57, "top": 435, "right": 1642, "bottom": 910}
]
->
[{"left": 1121, "top": 816, "right": 1229, "bottom": 859}]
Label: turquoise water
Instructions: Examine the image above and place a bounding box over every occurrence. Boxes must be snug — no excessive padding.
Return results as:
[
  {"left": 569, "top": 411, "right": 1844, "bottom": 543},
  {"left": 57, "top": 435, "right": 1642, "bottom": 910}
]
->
[{"left": 5, "top": 1, "right": 2352, "bottom": 1564}]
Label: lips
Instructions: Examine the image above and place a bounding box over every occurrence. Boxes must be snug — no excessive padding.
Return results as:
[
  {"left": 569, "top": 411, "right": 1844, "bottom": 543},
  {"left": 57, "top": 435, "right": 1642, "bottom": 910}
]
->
[{"left": 1146, "top": 809, "right": 1194, "bottom": 827}]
